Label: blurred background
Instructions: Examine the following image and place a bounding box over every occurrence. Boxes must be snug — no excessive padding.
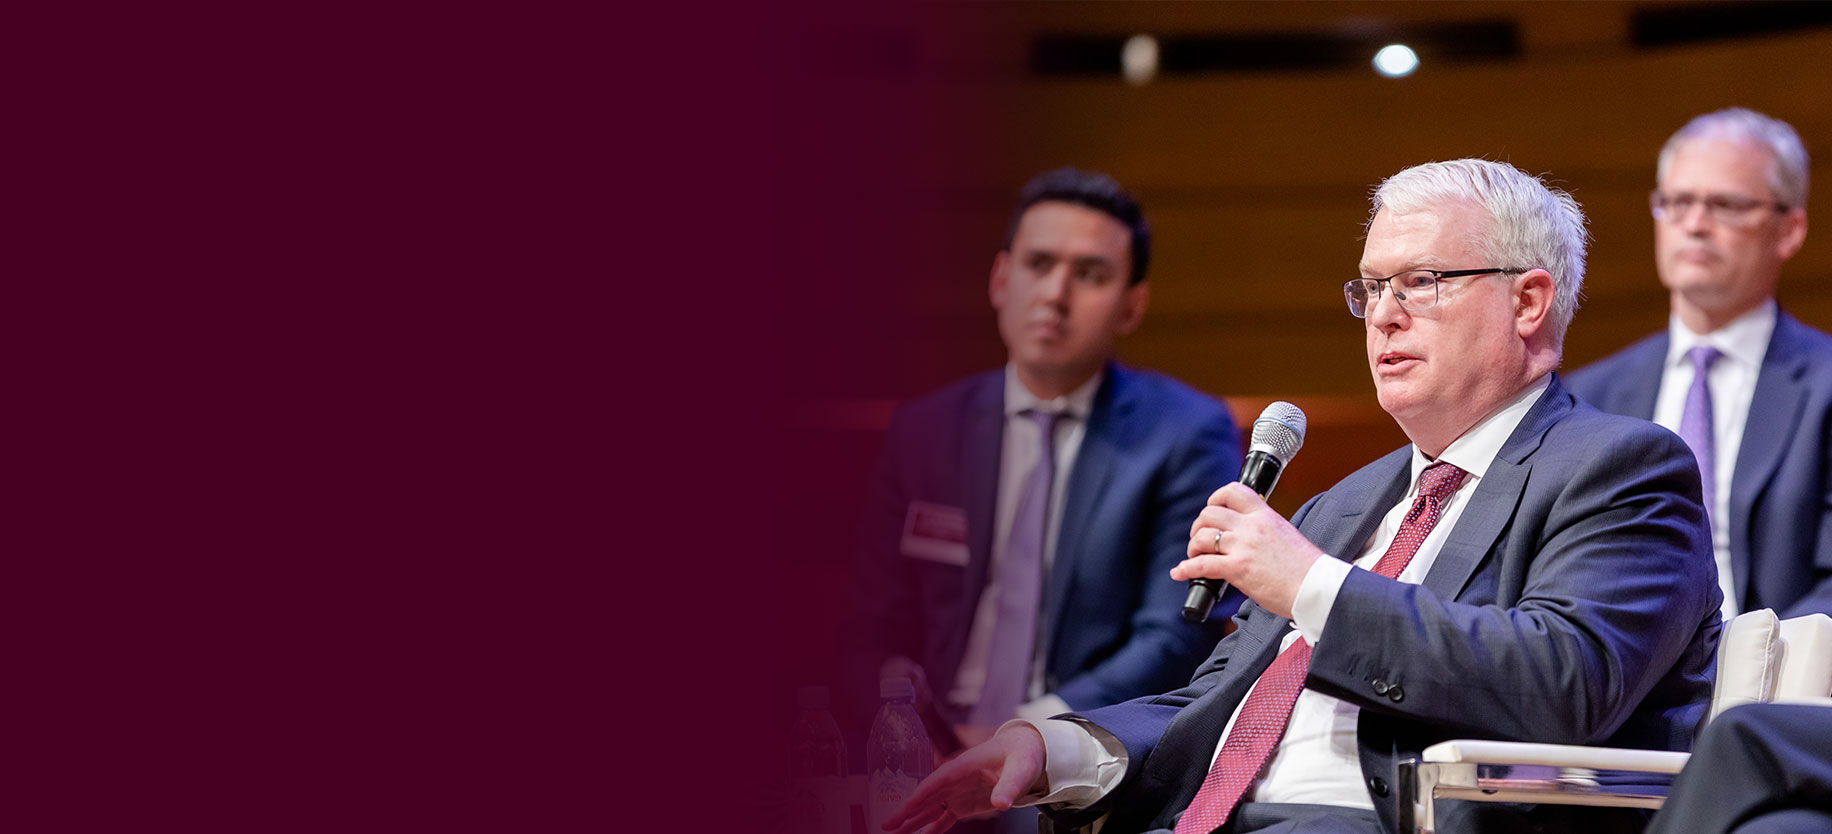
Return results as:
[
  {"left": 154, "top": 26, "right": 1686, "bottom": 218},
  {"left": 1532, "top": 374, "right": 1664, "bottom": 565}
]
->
[{"left": 767, "top": 0, "right": 1832, "bottom": 719}]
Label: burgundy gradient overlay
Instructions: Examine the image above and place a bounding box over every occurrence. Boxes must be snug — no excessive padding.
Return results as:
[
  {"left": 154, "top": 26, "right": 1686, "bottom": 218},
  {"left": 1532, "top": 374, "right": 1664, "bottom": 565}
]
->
[
  {"left": 756, "top": 2, "right": 1025, "bottom": 832},
  {"left": 17, "top": 1, "right": 1025, "bottom": 830}
]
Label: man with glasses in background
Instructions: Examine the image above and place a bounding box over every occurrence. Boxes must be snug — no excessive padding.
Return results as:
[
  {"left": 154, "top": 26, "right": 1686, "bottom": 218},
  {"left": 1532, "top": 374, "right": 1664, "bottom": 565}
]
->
[
  {"left": 1569, "top": 108, "right": 1832, "bottom": 620},
  {"left": 883, "top": 158, "right": 1720, "bottom": 834}
]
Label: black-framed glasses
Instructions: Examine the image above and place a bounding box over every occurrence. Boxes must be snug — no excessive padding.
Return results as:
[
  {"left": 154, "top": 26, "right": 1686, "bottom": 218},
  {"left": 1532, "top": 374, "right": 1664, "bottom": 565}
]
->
[
  {"left": 1343, "top": 268, "right": 1531, "bottom": 318},
  {"left": 1650, "top": 191, "right": 1789, "bottom": 227}
]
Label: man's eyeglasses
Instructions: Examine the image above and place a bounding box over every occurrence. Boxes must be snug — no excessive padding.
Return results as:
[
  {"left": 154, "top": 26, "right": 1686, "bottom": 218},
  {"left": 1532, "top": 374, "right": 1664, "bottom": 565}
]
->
[
  {"left": 1343, "top": 268, "right": 1531, "bottom": 318},
  {"left": 1650, "top": 191, "right": 1789, "bottom": 227}
]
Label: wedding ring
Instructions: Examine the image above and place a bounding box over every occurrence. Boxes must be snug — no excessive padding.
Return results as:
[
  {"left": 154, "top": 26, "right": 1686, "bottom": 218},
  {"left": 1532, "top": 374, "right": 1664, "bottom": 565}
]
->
[{"left": 1212, "top": 529, "right": 1223, "bottom": 550}]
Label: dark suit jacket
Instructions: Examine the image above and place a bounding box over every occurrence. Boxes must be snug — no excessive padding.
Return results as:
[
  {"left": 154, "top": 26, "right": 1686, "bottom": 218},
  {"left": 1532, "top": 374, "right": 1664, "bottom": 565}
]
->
[
  {"left": 1566, "top": 310, "right": 1832, "bottom": 619},
  {"left": 841, "top": 363, "right": 1241, "bottom": 729},
  {"left": 1053, "top": 377, "right": 1722, "bottom": 834},
  {"left": 1645, "top": 702, "right": 1832, "bottom": 834}
]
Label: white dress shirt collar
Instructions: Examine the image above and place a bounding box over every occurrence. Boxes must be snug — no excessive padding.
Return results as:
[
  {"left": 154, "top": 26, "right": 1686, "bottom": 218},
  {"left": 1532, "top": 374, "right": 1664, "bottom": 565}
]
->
[
  {"left": 1408, "top": 373, "right": 1551, "bottom": 487},
  {"left": 1665, "top": 299, "right": 1776, "bottom": 372},
  {"left": 1003, "top": 364, "right": 1104, "bottom": 420}
]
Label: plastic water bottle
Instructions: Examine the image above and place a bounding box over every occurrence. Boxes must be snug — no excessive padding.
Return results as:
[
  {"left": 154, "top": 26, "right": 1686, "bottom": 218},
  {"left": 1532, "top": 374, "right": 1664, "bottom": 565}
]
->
[
  {"left": 866, "top": 677, "right": 933, "bottom": 834},
  {"left": 789, "top": 686, "right": 850, "bottom": 834}
]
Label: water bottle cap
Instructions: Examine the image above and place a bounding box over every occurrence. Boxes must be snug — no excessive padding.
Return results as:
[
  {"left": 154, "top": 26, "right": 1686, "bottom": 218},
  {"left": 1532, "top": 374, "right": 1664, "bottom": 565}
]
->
[
  {"left": 796, "top": 685, "right": 830, "bottom": 709},
  {"left": 879, "top": 677, "right": 916, "bottom": 700}
]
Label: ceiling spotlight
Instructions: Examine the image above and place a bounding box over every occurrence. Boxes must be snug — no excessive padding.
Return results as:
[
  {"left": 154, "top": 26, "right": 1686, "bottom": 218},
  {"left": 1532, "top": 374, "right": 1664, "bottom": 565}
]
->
[
  {"left": 1373, "top": 44, "right": 1419, "bottom": 78},
  {"left": 1122, "top": 34, "right": 1159, "bottom": 85}
]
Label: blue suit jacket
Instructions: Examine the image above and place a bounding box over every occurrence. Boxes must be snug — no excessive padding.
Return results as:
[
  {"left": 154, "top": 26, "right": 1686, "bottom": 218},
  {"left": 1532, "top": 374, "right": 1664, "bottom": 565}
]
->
[
  {"left": 1566, "top": 311, "right": 1832, "bottom": 619},
  {"left": 1645, "top": 702, "right": 1832, "bottom": 834},
  {"left": 841, "top": 363, "right": 1241, "bottom": 726},
  {"left": 1054, "top": 377, "right": 1721, "bottom": 834}
]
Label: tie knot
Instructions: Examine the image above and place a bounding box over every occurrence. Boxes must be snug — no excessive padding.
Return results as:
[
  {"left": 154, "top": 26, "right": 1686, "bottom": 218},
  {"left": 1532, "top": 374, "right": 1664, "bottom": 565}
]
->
[
  {"left": 1688, "top": 345, "right": 1723, "bottom": 373},
  {"left": 1417, "top": 463, "right": 1468, "bottom": 503},
  {"left": 1024, "top": 408, "right": 1063, "bottom": 434}
]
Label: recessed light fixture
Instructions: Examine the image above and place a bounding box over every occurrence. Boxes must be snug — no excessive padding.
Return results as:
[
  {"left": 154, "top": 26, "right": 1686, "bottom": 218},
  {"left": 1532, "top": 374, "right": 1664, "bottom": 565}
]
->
[
  {"left": 1373, "top": 44, "right": 1419, "bottom": 77},
  {"left": 1122, "top": 34, "right": 1160, "bottom": 85}
]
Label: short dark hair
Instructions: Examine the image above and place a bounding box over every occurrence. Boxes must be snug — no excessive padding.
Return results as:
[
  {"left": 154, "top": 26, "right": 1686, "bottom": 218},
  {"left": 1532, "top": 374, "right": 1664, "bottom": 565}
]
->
[{"left": 1004, "top": 167, "right": 1152, "bottom": 285}]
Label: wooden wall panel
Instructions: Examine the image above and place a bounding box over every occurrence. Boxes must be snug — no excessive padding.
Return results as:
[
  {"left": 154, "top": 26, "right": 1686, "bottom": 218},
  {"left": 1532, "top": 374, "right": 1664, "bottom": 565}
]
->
[{"left": 788, "top": 4, "right": 1832, "bottom": 533}]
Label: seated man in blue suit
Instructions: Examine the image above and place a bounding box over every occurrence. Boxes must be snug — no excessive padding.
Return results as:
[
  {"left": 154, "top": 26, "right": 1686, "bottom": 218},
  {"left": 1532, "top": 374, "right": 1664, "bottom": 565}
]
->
[
  {"left": 1567, "top": 108, "right": 1832, "bottom": 621},
  {"left": 885, "top": 159, "right": 1722, "bottom": 834},
  {"left": 840, "top": 169, "right": 1242, "bottom": 757}
]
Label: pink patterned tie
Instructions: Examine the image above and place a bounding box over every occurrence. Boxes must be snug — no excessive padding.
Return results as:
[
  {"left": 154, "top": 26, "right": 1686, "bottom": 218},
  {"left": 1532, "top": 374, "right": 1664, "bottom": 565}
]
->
[{"left": 1172, "top": 462, "right": 1469, "bottom": 834}]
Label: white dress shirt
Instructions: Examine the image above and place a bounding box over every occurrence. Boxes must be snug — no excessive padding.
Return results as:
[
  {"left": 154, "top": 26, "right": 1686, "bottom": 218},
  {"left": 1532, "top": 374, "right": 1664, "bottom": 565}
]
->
[
  {"left": 945, "top": 365, "right": 1103, "bottom": 721},
  {"left": 1651, "top": 300, "right": 1774, "bottom": 619},
  {"left": 1018, "top": 376, "right": 1551, "bottom": 817}
]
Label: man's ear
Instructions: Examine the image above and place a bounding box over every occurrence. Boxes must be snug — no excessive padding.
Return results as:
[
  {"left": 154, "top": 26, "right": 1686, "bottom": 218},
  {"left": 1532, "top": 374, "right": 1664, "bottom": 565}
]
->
[
  {"left": 989, "top": 251, "right": 1010, "bottom": 310},
  {"left": 1514, "top": 268, "right": 1555, "bottom": 339},
  {"left": 1776, "top": 208, "right": 1808, "bottom": 261},
  {"left": 1118, "top": 280, "right": 1150, "bottom": 336}
]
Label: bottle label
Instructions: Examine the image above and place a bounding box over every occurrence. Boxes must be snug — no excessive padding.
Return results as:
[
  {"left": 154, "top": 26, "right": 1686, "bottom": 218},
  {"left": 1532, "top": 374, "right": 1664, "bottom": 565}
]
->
[{"left": 866, "top": 768, "right": 921, "bottom": 833}]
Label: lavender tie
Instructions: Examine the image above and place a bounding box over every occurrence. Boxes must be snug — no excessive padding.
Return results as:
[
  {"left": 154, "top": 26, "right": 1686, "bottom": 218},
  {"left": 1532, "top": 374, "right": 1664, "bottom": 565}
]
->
[
  {"left": 972, "top": 408, "right": 1061, "bottom": 724},
  {"left": 1678, "top": 346, "right": 1723, "bottom": 519}
]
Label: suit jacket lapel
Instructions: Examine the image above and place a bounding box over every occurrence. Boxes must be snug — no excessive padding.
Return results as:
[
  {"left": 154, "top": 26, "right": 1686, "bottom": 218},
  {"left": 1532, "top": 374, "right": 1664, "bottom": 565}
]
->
[
  {"left": 1144, "top": 606, "right": 1293, "bottom": 807},
  {"left": 1615, "top": 336, "right": 1667, "bottom": 419},
  {"left": 1303, "top": 450, "right": 1410, "bottom": 563},
  {"left": 961, "top": 374, "right": 1005, "bottom": 621},
  {"left": 1045, "top": 367, "right": 1125, "bottom": 660},
  {"left": 1729, "top": 313, "right": 1811, "bottom": 605},
  {"left": 1423, "top": 377, "right": 1567, "bottom": 598}
]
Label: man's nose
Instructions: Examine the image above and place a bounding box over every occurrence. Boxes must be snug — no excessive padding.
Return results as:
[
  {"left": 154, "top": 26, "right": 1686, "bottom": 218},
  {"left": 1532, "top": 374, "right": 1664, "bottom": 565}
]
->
[
  {"left": 1676, "top": 201, "right": 1715, "bottom": 234},
  {"left": 1037, "top": 267, "right": 1070, "bottom": 302},
  {"left": 1366, "top": 287, "right": 1408, "bottom": 328}
]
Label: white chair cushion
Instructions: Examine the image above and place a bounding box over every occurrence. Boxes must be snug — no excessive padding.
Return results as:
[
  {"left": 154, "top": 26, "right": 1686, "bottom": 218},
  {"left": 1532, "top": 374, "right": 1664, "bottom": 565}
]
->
[
  {"left": 1710, "top": 608, "right": 1780, "bottom": 723},
  {"left": 1775, "top": 613, "right": 1832, "bottom": 699}
]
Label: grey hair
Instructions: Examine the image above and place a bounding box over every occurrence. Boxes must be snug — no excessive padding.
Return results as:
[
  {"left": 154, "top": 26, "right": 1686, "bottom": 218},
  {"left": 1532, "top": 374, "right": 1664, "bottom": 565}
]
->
[
  {"left": 1368, "top": 158, "right": 1589, "bottom": 349},
  {"left": 1657, "top": 107, "right": 1810, "bottom": 209}
]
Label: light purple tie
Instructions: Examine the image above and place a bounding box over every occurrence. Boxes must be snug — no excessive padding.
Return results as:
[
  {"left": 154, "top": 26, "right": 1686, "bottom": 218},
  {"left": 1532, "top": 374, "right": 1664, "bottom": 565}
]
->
[
  {"left": 1678, "top": 346, "right": 1723, "bottom": 518},
  {"left": 972, "top": 408, "right": 1061, "bottom": 724}
]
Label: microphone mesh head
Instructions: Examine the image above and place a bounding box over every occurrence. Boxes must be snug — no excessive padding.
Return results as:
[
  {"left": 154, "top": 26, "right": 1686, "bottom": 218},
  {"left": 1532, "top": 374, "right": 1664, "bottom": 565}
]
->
[{"left": 1250, "top": 401, "right": 1307, "bottom": 463}]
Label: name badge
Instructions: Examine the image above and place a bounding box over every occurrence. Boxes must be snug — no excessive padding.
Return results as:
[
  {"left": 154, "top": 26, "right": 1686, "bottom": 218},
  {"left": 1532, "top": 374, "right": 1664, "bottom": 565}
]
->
[{"left": 901, "top": 501, "right": 970, "bottom": 565}]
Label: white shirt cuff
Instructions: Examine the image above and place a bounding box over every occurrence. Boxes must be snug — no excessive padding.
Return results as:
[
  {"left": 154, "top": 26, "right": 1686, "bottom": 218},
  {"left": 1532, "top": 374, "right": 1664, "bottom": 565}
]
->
[
  {"left": 1291, "top": 555, "right": 1353, "bottom": 644},
  {"left": 1016, "top": 693, "right": 1073, "bottom": 723},
  {"left": 1007, "top": 718, "right": 1128, "bottom": 808}
]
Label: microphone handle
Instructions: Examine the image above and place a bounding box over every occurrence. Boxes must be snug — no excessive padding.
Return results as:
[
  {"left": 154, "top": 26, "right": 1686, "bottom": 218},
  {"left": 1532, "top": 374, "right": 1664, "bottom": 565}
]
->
[
  {"left": 1181, "top": 452, "right": 1284, "bottom": 623},
  {"left": 1239, "top": 450, "right": 1284, "bottom": 497}
]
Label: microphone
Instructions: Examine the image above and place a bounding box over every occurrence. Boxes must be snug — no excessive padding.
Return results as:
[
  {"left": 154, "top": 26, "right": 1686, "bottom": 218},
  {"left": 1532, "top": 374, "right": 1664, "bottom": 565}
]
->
[{"left": 1182, "top": 401, "right": 1307, "bottom": 623}]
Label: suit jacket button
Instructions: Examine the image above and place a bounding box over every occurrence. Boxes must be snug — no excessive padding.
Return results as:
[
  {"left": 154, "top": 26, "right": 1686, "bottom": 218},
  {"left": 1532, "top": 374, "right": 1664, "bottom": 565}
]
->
[
  {"left": 1387, "top": 684, "right": 1405, "bottom": 702},
  {"left": 1371, "top": 679, "right": 1390, "bottom": 695},
  {"left": 1368, "top": 776, "right": 1389, "bottom": 797}
]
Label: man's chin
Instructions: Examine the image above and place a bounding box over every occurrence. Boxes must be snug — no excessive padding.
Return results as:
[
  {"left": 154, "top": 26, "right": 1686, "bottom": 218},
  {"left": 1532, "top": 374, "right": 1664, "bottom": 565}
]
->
[
  {"left": 1661, "top": 269, "right": 1726, "bottom": 295},
  {"left": 1013, "top": 354, "right": 1102, "bottom": 390},
  {"left": 1014, "top": 352, "right": 1066, "bottom": 377},
  {"left": 1373, "top": 386, "right": 1418, "bottom": 420}
]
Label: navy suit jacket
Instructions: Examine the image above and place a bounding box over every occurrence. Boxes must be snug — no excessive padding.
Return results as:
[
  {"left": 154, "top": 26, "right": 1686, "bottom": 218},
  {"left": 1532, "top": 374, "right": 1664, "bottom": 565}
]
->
[
  {"left": 1053, "top": 377, "right": 1721, "bottom": 834},
  {"left": 1645, "top": 702, "right": 1832, "bottom": 834},
  {"left": 1566, "top": 310, "right": 1832, "bottom": 619},
  {"left": 841, "top": 363, "right": 1241, "bottom": 726}
]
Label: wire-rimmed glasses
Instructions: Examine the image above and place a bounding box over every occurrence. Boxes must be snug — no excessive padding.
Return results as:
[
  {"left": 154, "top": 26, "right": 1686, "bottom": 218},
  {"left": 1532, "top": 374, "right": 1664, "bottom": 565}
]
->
[
  {"left": 1343, "top": 268, "right": 1531, "bottom": 318},
  {"left": 1650, "top": 191, "right": 1788, "bottom": 227}
]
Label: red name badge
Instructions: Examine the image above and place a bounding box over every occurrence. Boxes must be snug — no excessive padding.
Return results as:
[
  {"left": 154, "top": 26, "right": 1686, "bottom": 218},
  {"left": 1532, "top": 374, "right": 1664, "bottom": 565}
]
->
[{"left": 901, "top": 501, "right": 969, "bottom": 565}]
